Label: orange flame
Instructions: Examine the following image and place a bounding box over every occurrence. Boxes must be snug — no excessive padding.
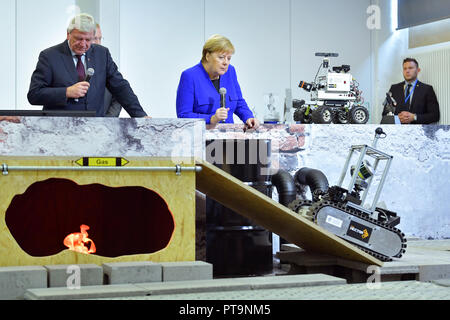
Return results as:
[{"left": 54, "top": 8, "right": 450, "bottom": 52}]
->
[{"left": 63, "top": 224, "right": 96, "bottom": 254}]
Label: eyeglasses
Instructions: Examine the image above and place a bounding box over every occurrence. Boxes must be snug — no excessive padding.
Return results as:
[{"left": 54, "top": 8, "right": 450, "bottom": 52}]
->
[{"left": 94, "top": 37, "right": 104, "bottom": 42}]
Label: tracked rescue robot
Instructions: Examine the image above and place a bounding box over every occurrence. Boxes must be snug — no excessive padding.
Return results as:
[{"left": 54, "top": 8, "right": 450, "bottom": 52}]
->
[
  {"left": 293, "top": 52, "right": 370, "bottom": 124},
  {"left": 289, "top": 128, "right": 407, "bottom": 262}
]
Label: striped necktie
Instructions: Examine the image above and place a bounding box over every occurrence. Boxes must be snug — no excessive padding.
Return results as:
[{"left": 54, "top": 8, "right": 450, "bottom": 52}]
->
[{"left": 405, "top": 84, "right": 412, "bottom": 105}]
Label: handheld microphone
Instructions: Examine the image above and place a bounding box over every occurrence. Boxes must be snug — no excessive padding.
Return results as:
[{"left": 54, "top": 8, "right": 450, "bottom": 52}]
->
[
  {"left": 387, "top": 92, "right": 397, "bottom": 106},
  {"left": 384, "top": 92, "right": 397, "bottom": 116},
  {"left": 219, "top": 87, "right": 227, "bottom": 123},
  {"left": 85, "top": 68, "right": 95, "bottom": 82},
  {"left": 219, "top": 87, "right": 227, "bottom": 108},
  {"left": 74, "top": 68, "right": 94, "bottom": 103}
]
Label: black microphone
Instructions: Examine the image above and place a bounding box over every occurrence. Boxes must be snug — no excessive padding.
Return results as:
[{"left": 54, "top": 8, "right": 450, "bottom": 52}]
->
[
  {"left": 386, "top": 92, "right": 397, "bottom": 106},
  {"left": 219, "top": 87, "right": 227, "bottom": 123},
  {"left": 384, "top": 92, "right": 397, "bottom": 116},
  {"left": 85, "top": 68, "right": 95, "bottom": 82},
  {"left": 74, "top": 68, "right": 94, "bottom": 103}
]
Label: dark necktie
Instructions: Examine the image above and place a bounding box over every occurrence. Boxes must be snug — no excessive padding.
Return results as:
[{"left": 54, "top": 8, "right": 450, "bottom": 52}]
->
[
  {"left": 76, "top": 55, "right": 86, "bottom": 82},
  {"left": 405, "top": 84, "right": 412, "bottom": 106}
]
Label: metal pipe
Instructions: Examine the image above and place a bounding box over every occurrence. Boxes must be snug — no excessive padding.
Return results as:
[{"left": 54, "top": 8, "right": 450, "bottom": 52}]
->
[{"left": 1, "top": 164, "right": 202, "bottom": 175}]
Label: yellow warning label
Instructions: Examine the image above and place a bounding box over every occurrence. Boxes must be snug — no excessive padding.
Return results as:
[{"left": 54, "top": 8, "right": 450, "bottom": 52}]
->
[
  {"left": 75, "top": 158, "right": 129, "bottom": 167},
  {"left": 362, "top": 229, "right": 369, "bottom": 239}
]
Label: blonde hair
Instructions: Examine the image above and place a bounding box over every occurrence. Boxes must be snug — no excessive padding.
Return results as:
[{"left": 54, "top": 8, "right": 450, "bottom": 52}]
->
[
  {"left": 67, "top": 13, "right": 96, "bottom": 34},
  {"left": 202, "top": 34, "right": 235, "bottom": 63}
]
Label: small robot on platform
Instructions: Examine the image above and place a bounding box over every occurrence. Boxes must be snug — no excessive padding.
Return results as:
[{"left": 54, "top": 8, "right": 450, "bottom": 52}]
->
[
  {"left": 289, "top": 128, "right": 407, "bottom": 261},
  {"left": 294, "top": 52, "right": 370, "bottom": 124}
]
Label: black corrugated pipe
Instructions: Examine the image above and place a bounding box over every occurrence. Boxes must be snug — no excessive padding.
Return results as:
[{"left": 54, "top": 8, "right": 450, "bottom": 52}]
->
[
  {"left": 294, "top": 167, "right": 329, "bottom": 201},
  {"left": 271, "top": 169, "right": 297, "bottom": 207}
]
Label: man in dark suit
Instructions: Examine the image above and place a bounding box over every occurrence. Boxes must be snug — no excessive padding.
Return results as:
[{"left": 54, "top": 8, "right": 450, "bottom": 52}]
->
[
  {"left": 384, "top": 58, "right": 440, "bottom": 124},
  {"left": 27, "top": 13, "right": 148, "bottom": 118},
  {"left": 93, "top": 23, "right": 122, "bottom": 117}
]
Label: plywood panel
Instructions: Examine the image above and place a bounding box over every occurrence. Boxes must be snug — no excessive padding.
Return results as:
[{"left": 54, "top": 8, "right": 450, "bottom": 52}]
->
[
  {"left": 0, "top": 156, "right": 196, "bottom": 267},
  {"left": 196, "top": 160, "right": 382, "bottom": 266}
]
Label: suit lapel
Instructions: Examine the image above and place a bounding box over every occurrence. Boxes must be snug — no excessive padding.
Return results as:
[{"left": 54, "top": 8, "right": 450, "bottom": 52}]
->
[
  {"left": 85, "top": 46, "right": 94, "bottom": 71},
  {"left": 84, "top": 47, "right": 95, "bottom": 103},
  {"left": 60, "top": 40, "right": 78, "bottom": 84}
]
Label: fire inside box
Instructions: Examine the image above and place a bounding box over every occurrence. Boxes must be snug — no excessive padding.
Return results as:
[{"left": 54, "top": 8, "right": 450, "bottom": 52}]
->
[{"left": 0, "top": 157, "right": 196, "bottom": 267}]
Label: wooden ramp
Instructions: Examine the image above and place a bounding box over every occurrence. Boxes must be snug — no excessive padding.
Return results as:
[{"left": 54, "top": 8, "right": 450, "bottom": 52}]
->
[{"left": 196, "top": 160, "right": 383, "bottom": 267}]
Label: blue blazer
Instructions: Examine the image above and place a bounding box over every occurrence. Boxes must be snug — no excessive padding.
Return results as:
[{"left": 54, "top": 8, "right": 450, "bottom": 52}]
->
[
  {"left": 28, "top": 40, "right": 147, "bottom": 117},
  {"left": 176, "top": 62, "right": 254, "bottom": 124}
]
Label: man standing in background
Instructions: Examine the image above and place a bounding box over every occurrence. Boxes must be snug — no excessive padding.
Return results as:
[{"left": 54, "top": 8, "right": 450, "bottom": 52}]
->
[
  {"left": 93, "top": 23, "right": 122, "bottom": 117},
  {"left": 384, "top": 58, "right": 440, "bottom": 124}
]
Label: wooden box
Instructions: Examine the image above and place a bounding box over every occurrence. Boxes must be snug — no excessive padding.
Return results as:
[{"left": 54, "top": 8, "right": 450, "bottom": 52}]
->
[{"left": 0, "top": 156, "right": 196, "bottom": 267}]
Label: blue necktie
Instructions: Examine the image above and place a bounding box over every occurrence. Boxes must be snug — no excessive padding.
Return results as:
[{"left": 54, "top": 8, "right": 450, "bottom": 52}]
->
[{"left": 405, "top": 84, "right": 412, "bottom": 106}]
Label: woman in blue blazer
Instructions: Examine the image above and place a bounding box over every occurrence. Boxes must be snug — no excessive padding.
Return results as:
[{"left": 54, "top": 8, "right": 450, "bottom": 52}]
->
[{"left": 176, "top": 34, "right": 259, "bottom": 128}]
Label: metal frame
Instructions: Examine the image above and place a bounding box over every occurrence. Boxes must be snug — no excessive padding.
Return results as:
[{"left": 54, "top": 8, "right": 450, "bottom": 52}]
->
[{"left": 337, "top": 144, "right": 393, "bottom": 214}]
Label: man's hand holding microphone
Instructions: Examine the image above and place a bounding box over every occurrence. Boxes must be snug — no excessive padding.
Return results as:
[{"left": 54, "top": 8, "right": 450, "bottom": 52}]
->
[{"left": 66, "top": 68, "right": 94, "bottom": 99}]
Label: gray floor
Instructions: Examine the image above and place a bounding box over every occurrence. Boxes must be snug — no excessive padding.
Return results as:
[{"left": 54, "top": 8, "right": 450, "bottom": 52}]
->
[
  {"left": 23, "top": 239, "right": 450, "bottom": 300},
  {"left": 106, "top": 280, "right": 450, "bottom": 300}
]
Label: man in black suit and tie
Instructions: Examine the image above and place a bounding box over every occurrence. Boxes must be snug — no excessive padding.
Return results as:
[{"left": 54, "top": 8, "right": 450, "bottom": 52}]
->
[
  {"left": 384, "top": 58, "right": 440, "bottom": 124},
  {"left": 28, "top": 13, "right": 148, "bottom": 118}
]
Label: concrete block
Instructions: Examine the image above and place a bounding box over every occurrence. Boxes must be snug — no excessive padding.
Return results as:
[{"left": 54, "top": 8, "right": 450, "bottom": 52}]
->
[
  {"left": 44, "top": 264, "right": 103, "bottom": 288},
  {"left": 432, "top": 279, "right": 450, "bottom": 287},
  {"left": 25, "top": 273, "right": 346, "bottom": 300},
  {"left": 136, "top": 278, "right": 251, "bottom": 296},
  {"left": 246, "top": 274, "right": 346, "bottom": 290},
  {"left": 24, "top": 284, "right": 147, "bottom": 300},
  {"left": 160, "top": 261, "right": 212, "bottom": 282},
  {"left": 419, "top": 264, "right": 450, "bottom": 282},
  {"left": 0, "top": 266, "right": 47, "bottom": 300},
  {"left": 136, "top": 274, "right": 344, "bottom": 296},
  {"left": 102, "top": 262, "right": 162, "bottom": 284}
]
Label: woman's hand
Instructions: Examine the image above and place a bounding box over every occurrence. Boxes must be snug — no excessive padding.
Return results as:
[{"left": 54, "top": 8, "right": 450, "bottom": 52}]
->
[
  {"left": 245, "top": 118, "right": 260, "bottom": 129},
  {"left": 211, "top": 108, "right": 230, "bottom": 124}
]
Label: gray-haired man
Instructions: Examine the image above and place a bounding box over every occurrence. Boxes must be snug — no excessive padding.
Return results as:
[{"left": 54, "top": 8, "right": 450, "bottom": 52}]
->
[{"left": 28, "top": 13, "right": 148, "bottom": 117}]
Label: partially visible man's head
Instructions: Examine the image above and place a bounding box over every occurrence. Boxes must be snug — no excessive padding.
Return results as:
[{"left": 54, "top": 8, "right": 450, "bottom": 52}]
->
[
  {"left": 94, "top": 23, "right": 102, "bottom": 45},
  {"left": 67, "top": 13, "right": 96, "bottom": 55},
  {"left": 402, "top": 58, "right": 420, "bottom": 82}
]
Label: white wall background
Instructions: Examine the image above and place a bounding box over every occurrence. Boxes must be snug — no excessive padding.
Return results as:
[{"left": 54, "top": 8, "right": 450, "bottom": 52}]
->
[
  {"left": 1, "top": 0, "right": 448, "bottom": 123},
  {"left": 0, "top": 0, "right": 15, "bottom": 110},
  {"left": 15, "top": 0, "right": 77, "bottom": 111},
  {"left": 371, "top": 0, "right": 450, "bottom": 124}
]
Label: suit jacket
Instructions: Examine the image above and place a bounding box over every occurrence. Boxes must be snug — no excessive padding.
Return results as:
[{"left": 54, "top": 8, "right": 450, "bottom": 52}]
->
[
  {"left": 28, "top": 40, "right": 147, "bottom": 117},
  {"left": 176, "top": 62, "right": 254, "bottom": 124},
  {"left": 385, "top": 80, "right": 440, "bottom": 124},
  {"left": 104, "top": 89, "right": 122, "bottom": 117}
]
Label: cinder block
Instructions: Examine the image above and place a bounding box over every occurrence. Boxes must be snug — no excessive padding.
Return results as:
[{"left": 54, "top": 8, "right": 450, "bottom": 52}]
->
[
  {"left": 160, "top": 261, "right": 212, "bottom": 282},
  {"left": 102, "top": 262, "right": 162, "bottom": 284},
  {"left": 419, "top": 264, "right": 450, "bottom": 282},
  {"left": 44, "top": 264, "right": 103, "bottom": 288},
  {"left": 0, "top": 266, "right": 47, "bottom": 300}
]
